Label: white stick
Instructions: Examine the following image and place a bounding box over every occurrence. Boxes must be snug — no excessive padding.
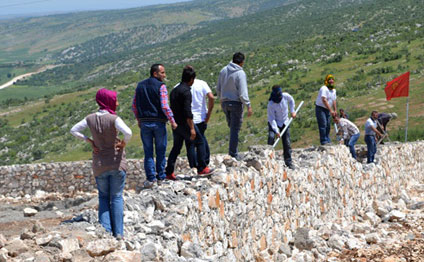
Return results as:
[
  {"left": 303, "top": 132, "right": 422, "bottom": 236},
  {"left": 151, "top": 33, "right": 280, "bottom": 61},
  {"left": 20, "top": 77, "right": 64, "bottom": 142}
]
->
[
  {"left": 272, "top": 101, "right": 304, "bottom": 148},
  {"left": 405, "top": 96, "right": 409, "bottom": 142},
  {"left": 334, "top": 123, "right": 342, "bottom": 142}
]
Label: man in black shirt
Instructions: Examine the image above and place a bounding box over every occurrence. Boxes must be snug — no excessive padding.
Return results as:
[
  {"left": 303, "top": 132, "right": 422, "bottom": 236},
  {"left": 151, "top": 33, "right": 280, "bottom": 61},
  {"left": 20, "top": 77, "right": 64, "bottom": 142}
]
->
[{"left": 165, "top": 67, "right": 213, "bottom": 179}]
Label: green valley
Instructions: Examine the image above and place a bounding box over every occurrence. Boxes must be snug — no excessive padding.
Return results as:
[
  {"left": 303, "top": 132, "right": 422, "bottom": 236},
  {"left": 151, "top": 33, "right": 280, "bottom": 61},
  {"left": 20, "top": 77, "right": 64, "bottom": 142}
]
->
[{"left": 0, "top": 0, "right": 423, "bottom": 165}]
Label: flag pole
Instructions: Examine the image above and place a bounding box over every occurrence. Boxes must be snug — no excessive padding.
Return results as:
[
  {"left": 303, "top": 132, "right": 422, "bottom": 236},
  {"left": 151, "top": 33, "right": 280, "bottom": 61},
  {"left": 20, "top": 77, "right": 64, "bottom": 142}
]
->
[{"left": 405, "top": 96, "right": 409, "bottom": 142}]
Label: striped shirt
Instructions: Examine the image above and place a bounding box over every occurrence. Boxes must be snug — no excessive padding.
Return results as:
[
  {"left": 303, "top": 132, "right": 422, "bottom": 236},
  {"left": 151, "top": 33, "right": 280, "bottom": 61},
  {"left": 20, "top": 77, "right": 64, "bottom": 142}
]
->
[{"left": 336, "top": 118, "right": 360, "bottom": 140}]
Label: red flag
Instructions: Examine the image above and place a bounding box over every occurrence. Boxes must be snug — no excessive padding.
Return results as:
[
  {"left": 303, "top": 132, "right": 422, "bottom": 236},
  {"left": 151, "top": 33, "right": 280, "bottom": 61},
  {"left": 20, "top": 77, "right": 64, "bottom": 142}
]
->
[{"left": 385, "top": 72, "right": 410, "bottom": 101}]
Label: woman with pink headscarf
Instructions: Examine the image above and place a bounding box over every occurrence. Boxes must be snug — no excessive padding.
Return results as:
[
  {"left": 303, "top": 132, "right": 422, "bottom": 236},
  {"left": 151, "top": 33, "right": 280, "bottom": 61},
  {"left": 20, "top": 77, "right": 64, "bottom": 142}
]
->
[{"left": 71, "top": 88, "right": 132, "bottom": 239}]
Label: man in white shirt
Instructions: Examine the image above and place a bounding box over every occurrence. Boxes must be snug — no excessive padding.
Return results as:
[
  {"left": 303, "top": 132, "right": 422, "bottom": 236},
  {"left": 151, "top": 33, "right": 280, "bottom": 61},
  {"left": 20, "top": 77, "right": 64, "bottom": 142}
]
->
[
  {"left": 267, "top": 85, "right": 296, "bottom": 169},
  {"left": 333, "top": 115, "right": 360, "bottom": 159},
  {"left": 188, "top": 77, "right": 215, "bottom": 166},
  {"left": 315, "top": 74, "right": 337, "bottom": 145},
  {"left": 364, "top": 111, "right": 383, "bottom": 164}
]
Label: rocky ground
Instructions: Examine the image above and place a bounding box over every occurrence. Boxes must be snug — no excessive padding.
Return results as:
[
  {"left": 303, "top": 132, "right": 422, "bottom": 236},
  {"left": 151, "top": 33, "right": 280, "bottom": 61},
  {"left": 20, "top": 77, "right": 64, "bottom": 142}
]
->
[{"left": 0, "top": 145, "right": 423, "bottom": 262}]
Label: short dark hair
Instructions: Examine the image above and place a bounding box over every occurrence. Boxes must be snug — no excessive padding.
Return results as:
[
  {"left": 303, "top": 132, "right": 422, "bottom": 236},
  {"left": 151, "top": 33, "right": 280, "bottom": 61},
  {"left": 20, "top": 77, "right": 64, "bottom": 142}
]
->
[
  {"left": 150, "top": 64, "right": 163, "bottom": 77},
  {"left": 181, "top": 66, "right": 196, "bottom": 83},
  {"left": 371, "top": 110, "right": 378, "bottom": 116},
  {"left": 232, "top": 52, "right": 245, "bottom": 65}
]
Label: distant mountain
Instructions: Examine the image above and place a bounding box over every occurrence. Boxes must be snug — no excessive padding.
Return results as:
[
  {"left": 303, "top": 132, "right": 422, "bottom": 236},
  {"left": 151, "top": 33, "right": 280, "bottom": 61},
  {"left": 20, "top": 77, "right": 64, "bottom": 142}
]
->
[{"left": 0, "top": 0, "right": 291, "bottom": 61}]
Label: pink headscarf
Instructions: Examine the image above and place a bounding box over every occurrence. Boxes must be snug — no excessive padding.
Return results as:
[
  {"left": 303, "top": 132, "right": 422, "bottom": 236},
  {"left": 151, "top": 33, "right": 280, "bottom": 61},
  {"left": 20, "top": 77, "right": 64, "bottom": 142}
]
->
[{"left": 96, "top": 88, "right": 117, "bottom": 115}]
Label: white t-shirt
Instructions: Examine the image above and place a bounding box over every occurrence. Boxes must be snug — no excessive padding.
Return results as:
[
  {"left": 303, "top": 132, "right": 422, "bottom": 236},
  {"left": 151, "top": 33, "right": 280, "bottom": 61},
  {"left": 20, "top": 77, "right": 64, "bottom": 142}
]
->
[
  {"left": 315, "top": 85, "right": 337, "bottom": 109},
  {"left": 191, "top": 79, "right": 212, "bottom": 124},
  {"left": 365, "top": 118, "right": 377, "bottom": 135}
]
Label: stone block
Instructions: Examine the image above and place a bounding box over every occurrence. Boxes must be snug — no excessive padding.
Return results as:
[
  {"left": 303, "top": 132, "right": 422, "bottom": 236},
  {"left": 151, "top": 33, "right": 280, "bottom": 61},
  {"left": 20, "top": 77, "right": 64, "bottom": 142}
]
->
[
  {"left": 328, "top": 234, "right": 344, "bottom": 250},
  {"left": 294, "top": 228, "right": 314, "bottom": 251},
  {"left": 0, "top": 234, "right": 6, "bottom": 248},
  {"left": 104, "top": 251, "right": 142, "bottom": 262},
  {"left": 58, "top": 238, "right": 80, "bottom": 253},
  {"left": 180, "top": 241, "right": 204, "bottom": 258},
  {"left": 23, "top": 207, "right": 38, "bottom": 217},
  {"left": 140, "top": 242, "right": 158, "bottom": 262},
  {"left": 5, "top": 239, "right": 29, "bottom": 257},
  {"left": 86, "top": 239, "right": 118, "bottom": 257},
  {"left": 387, "top": 210, "right": 406, "bottom": 221},
  {"left": 364, "top": 212, "right": 380, "bottom": 226},
  {"left": 35, "top": 234, "right": 53, "bottom": 246},
  {"left": 365, "top": 233, "right": 380, "bottom": 244}
]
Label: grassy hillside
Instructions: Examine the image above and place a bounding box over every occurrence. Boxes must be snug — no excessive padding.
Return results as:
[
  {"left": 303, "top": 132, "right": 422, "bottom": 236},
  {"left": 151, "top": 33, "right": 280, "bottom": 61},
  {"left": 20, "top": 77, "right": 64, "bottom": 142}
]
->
[
  {"left": 0, "top": 0, "right": 291, "bottom": 97},
  {"left": 0, "top": 0, "right": 423, "bottom": 165},
  {"left": 0, "top": 0, "right": 290, "bottom": 62}
]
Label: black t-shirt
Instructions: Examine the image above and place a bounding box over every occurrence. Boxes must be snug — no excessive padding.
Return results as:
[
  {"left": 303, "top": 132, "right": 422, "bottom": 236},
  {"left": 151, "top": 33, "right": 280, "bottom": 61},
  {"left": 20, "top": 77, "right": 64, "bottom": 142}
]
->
[{"left": 170, "top": 82, "right": 193, "bottom": 126}]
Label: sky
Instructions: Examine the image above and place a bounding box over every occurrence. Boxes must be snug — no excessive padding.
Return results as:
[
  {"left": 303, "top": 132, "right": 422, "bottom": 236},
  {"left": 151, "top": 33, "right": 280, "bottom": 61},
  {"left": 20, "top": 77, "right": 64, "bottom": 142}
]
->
[{"left": 0, "top": 0, "right": 191, "bottom": 17}]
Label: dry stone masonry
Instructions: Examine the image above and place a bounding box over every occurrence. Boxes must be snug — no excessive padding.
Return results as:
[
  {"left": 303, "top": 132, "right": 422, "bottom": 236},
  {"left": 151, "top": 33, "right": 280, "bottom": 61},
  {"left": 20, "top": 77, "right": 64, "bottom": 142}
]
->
[
  {"left": 0, "top": 141, "right": 423, "bottom": 261},
  {"left": 0, "top": 159, "right": 146, "bottom": 197}
]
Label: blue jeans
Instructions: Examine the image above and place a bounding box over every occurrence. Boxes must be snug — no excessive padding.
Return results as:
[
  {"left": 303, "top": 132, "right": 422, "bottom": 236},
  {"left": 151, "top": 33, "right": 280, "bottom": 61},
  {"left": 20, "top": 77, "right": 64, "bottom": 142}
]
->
[
  {"left": 315, "top": 105, "right": 331, "bottom": 145},
  {"left": 347, "top": 133, "right": 360, "bottom": 159},
  {"left": 95, "top": 170, "right": 126, "bottom": 237},
  {"left": 267, "top": 123, "right": 292, "bottom": 166},
  {"left": 221, "top": 101, "right": 244, "bottom": 158},
  {"left": 166, "top": 124, "right": 207, "bottom": 175},
  {"left": 186, "top": 122, "right": 210, "bottom": 166},
  {"left": 365, "top": 135, "right": 377, "bottom": 163},
  {"left": 140, "top": 121, "right": 167, "bottom": 181}
]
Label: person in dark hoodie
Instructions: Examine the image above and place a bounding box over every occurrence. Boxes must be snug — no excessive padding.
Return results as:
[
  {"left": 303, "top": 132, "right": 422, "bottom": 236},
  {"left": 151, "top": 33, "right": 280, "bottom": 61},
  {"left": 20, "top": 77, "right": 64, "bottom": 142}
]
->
[
  {"left": 376, "top": 112, "right": 397, "bottom": 143},
  {"left": 267, "top": 85, "right": 296, "bottom": 169},
  {"left": 217, "top": 52, "right": 253, "bottom": 159}
]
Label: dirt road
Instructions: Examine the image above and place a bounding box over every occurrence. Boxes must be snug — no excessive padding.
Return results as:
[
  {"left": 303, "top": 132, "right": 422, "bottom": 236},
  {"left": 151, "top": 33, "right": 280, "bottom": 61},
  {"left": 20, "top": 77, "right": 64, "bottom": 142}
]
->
[{"left": 0, "top": 65, "right": 60, "bottom": 90}]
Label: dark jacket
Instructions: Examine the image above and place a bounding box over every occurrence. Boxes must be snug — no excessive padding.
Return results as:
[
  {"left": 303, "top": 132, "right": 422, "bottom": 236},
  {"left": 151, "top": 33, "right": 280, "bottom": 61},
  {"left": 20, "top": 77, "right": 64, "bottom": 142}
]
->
[
  {"left": 378, "top": 113, "right": 391, "bottom": 127},
  {"left": 135, "top": 77, "right": 167, "bottom": 122},
  {"left": 170, "top": 82, "right": 193, "bottom": 127}
]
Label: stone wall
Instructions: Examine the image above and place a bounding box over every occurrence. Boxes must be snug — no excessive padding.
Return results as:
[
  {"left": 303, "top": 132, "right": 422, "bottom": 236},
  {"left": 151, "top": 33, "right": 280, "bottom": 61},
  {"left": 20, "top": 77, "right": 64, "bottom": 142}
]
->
[
  {"left": 179, "top": 142, "right": 424, "bottom": 260},
  {"left": 0, "top": 142, "right": 423, "bottom": 261},
  {"left": 0, "top": 160, "right": 146, "bottom": 197}
]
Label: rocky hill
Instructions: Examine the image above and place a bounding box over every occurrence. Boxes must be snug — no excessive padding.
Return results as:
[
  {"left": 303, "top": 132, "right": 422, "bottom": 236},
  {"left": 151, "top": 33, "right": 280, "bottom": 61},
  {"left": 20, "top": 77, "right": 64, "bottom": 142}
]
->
[{"left": 0, "top": 142, "right": 423, "bottom": 261}]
